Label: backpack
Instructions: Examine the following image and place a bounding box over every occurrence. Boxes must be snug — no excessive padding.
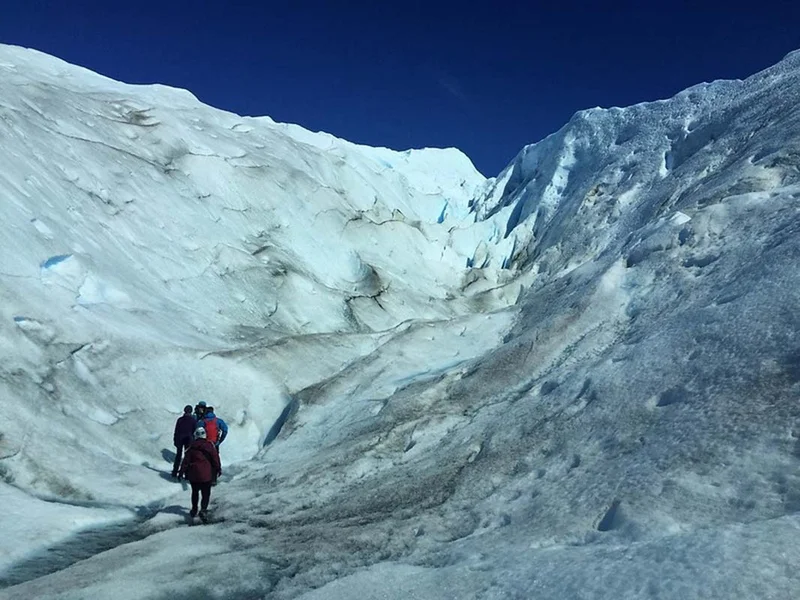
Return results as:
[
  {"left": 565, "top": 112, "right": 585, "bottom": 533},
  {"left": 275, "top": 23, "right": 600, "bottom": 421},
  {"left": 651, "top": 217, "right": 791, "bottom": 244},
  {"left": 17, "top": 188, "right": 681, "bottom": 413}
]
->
[{"left": 202, "top": 416, "right": 220, "bottom": 444}]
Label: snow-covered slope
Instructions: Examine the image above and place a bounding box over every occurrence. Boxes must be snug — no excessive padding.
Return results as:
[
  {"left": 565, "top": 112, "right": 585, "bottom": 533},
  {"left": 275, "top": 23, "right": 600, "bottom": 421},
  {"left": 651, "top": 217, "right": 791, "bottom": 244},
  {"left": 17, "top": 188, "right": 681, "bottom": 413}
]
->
[
  {"left": 1, "top": 44, "right": 799, "bottom": 600},
  {"left": 0, "top": 43, "right": 517, "bottom": 497}
]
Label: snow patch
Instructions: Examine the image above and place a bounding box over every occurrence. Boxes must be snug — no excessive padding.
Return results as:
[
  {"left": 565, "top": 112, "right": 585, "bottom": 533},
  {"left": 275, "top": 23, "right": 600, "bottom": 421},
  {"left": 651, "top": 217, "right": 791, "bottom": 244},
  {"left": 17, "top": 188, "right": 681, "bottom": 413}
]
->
[
  {"left": 31, "top": 218, "right": 54, "bottom": 239},
  {"left": 77, "top": 274, "right": 132, "bottom": 306}
]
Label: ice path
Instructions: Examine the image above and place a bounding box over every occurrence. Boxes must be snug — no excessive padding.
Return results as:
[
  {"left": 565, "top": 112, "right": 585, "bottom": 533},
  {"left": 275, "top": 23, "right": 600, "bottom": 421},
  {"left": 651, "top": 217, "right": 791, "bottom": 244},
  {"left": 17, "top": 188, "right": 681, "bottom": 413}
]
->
[{"left": 0, "top": 461, "right": 246, "bottom": 587}]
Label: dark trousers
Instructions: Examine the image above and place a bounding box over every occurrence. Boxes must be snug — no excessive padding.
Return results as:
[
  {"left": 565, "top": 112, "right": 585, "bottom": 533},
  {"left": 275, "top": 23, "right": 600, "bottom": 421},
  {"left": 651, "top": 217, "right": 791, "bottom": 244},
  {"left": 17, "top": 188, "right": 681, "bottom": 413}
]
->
[
  {"left": 172, "top": 443, "right": 189, "bottom": 476},
  {"left": 190, "top": 482, "right": 212, "bottom": 513}
]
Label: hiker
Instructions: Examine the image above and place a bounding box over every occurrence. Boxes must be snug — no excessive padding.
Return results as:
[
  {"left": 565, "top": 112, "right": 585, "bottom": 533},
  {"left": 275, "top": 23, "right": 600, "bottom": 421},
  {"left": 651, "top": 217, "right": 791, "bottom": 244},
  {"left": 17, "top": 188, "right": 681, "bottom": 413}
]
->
[
  {"left": 180, "top": 426, "right": 222, "bottom": 523},
  {"left": 198, "top": 406, "right": 228, "bottom": 448},
  {"left": 171, "top": 405, "right": 196, "bottom": 479},
  {"left": 193, "top": 400, "right": 207, "bottom": 421}
]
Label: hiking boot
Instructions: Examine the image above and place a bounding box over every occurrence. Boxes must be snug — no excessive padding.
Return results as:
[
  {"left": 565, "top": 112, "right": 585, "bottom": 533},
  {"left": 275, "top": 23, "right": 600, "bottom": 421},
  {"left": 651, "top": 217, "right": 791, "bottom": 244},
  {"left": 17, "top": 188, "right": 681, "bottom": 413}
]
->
[
  {"left": 199, "top": 510, "right": 208, "bottom": 524},
  {"left": 189, "top": 508, "right": 198, "bottom": 518}
]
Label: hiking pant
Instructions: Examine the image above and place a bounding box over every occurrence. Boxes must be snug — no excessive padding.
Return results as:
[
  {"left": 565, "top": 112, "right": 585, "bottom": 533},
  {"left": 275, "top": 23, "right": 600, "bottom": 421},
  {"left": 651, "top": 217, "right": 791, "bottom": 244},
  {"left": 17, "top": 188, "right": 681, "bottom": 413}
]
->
[
  {"left": 172, "top": 443, "right": 190, "bottom": 476},
  {"left": 190, "top": 482, "right": 212, "bottom": 513}
]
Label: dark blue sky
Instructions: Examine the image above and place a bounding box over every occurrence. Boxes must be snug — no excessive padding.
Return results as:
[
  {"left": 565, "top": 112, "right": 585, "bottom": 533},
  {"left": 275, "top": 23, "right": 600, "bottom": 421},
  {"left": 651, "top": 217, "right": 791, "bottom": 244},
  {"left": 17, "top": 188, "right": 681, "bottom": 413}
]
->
[{"left": 2, "top": 1, "right": 799, "bottom": 175}]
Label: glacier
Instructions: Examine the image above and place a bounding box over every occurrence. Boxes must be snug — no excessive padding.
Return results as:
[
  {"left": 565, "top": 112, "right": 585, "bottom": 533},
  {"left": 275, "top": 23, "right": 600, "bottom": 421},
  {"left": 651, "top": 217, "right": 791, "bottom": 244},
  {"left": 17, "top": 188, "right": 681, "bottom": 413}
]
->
[{"left": 0, "top": 43, "right": 799, "bottom": 599}]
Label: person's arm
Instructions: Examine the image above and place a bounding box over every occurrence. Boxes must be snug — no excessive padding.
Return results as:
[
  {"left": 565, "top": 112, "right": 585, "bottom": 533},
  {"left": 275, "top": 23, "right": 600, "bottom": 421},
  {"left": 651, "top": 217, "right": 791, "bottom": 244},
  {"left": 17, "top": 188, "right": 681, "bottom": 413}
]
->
[
  {"left": 218, "top": 419, "right": 228, "bottom": 443},
  {"left": 213, "top": 445, "right": 222, "bottom": 476}
]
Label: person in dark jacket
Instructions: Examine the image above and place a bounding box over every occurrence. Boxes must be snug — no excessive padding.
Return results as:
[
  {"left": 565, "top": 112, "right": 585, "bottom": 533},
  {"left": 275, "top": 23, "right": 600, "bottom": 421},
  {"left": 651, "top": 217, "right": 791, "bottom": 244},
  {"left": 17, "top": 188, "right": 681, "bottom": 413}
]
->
[
  {"left": 180, "top": 426, "right": 222, "bottom": 522},
  {"left": 171, "top": 405, "right": 196, "bottom": 479}
]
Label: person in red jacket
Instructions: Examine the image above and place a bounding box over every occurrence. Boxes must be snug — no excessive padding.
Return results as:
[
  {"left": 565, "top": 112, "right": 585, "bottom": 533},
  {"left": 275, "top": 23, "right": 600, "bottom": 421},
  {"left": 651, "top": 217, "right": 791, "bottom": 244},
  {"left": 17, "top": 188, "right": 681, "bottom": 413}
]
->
[{"left": 179, "top": 426, "right": 221, "bottom": 522}]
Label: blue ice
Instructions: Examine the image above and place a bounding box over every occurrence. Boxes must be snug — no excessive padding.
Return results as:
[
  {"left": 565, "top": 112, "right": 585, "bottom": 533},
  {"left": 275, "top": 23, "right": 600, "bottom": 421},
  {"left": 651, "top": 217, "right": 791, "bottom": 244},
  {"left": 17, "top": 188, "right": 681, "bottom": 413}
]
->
[
  {"left": 437, "top": 202, "right": 448, "bottom": 224},
  {"left": 40, "top": 254, "right": 72, "bottom": 269}
]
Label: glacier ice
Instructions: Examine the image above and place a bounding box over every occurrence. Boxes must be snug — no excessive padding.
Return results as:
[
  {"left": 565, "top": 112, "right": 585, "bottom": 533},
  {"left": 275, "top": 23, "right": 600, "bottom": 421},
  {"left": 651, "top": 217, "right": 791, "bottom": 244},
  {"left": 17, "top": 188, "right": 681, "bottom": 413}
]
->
[{"left": 0, "top": 43, "right": 799, "bottom": 599}]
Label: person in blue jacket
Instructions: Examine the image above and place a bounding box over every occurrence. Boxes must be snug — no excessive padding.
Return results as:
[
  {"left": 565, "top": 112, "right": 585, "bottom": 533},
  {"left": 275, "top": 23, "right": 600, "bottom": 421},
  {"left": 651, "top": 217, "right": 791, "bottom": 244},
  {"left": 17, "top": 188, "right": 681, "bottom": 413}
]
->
[{"left": 197, "top": 406, "right": 228, "bottom": 449}]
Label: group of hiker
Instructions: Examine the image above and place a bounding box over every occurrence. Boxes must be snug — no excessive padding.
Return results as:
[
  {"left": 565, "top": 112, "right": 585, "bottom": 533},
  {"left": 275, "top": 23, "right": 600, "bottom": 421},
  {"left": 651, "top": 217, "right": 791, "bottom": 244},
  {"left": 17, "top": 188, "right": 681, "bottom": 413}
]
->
[{"left": 171, "top": 401, "right": 229, "bottom": 522}]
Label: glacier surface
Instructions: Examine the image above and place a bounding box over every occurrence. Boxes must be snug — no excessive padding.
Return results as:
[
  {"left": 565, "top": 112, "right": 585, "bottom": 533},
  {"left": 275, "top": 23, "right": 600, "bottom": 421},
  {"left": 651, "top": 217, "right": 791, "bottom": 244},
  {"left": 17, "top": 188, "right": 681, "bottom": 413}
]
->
[{"left": 0, "top": 44, "right": 799, "bottom": 599}]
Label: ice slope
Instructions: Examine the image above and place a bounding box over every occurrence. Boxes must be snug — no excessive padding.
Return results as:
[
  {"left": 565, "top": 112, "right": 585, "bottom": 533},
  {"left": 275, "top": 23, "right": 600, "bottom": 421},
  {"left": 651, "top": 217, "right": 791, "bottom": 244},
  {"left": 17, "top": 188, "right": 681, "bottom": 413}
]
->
[
  {"left": 1, "top": 44, "right": 800, "bottom": 600},
  {"left": 0, "top": 42, "right": 517, "bottom": 575},
  {"left": 0, "top": 43, "right": 515, "bottom": 498},
  {"left": 0, "top": 44, "right": 496, "bottom": 335},
  {"left": 474, "top": 51, "right": 800, "bottom": 276}
]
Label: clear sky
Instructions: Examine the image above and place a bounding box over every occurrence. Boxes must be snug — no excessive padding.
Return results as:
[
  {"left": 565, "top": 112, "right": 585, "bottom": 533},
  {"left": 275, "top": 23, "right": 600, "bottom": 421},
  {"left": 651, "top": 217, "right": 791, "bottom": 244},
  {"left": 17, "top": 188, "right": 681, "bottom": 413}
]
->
[{"left": 1, "top": 1, "right": 799, "bottom": 175}]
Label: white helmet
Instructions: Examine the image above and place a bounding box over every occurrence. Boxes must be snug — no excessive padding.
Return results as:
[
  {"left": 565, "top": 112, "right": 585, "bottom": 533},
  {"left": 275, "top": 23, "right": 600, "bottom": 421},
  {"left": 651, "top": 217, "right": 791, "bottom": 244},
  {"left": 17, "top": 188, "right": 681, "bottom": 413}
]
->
[{"left": 193, "top": 427, "right": 207, "bottom": 440}]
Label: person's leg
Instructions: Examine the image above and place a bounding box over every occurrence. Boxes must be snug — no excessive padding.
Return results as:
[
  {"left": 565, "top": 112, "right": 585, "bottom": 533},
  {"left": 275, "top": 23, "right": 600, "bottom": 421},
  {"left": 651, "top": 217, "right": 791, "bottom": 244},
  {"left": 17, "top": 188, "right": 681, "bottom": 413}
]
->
[
  {"left": 199, "top": 482, "right": 212, "bottom": 512},
  {"left": 171, "top": 444, "right": 183, "bottom": 477},
  {"left": 190, "top": 482, "right": 200, "bottom": 516}
]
